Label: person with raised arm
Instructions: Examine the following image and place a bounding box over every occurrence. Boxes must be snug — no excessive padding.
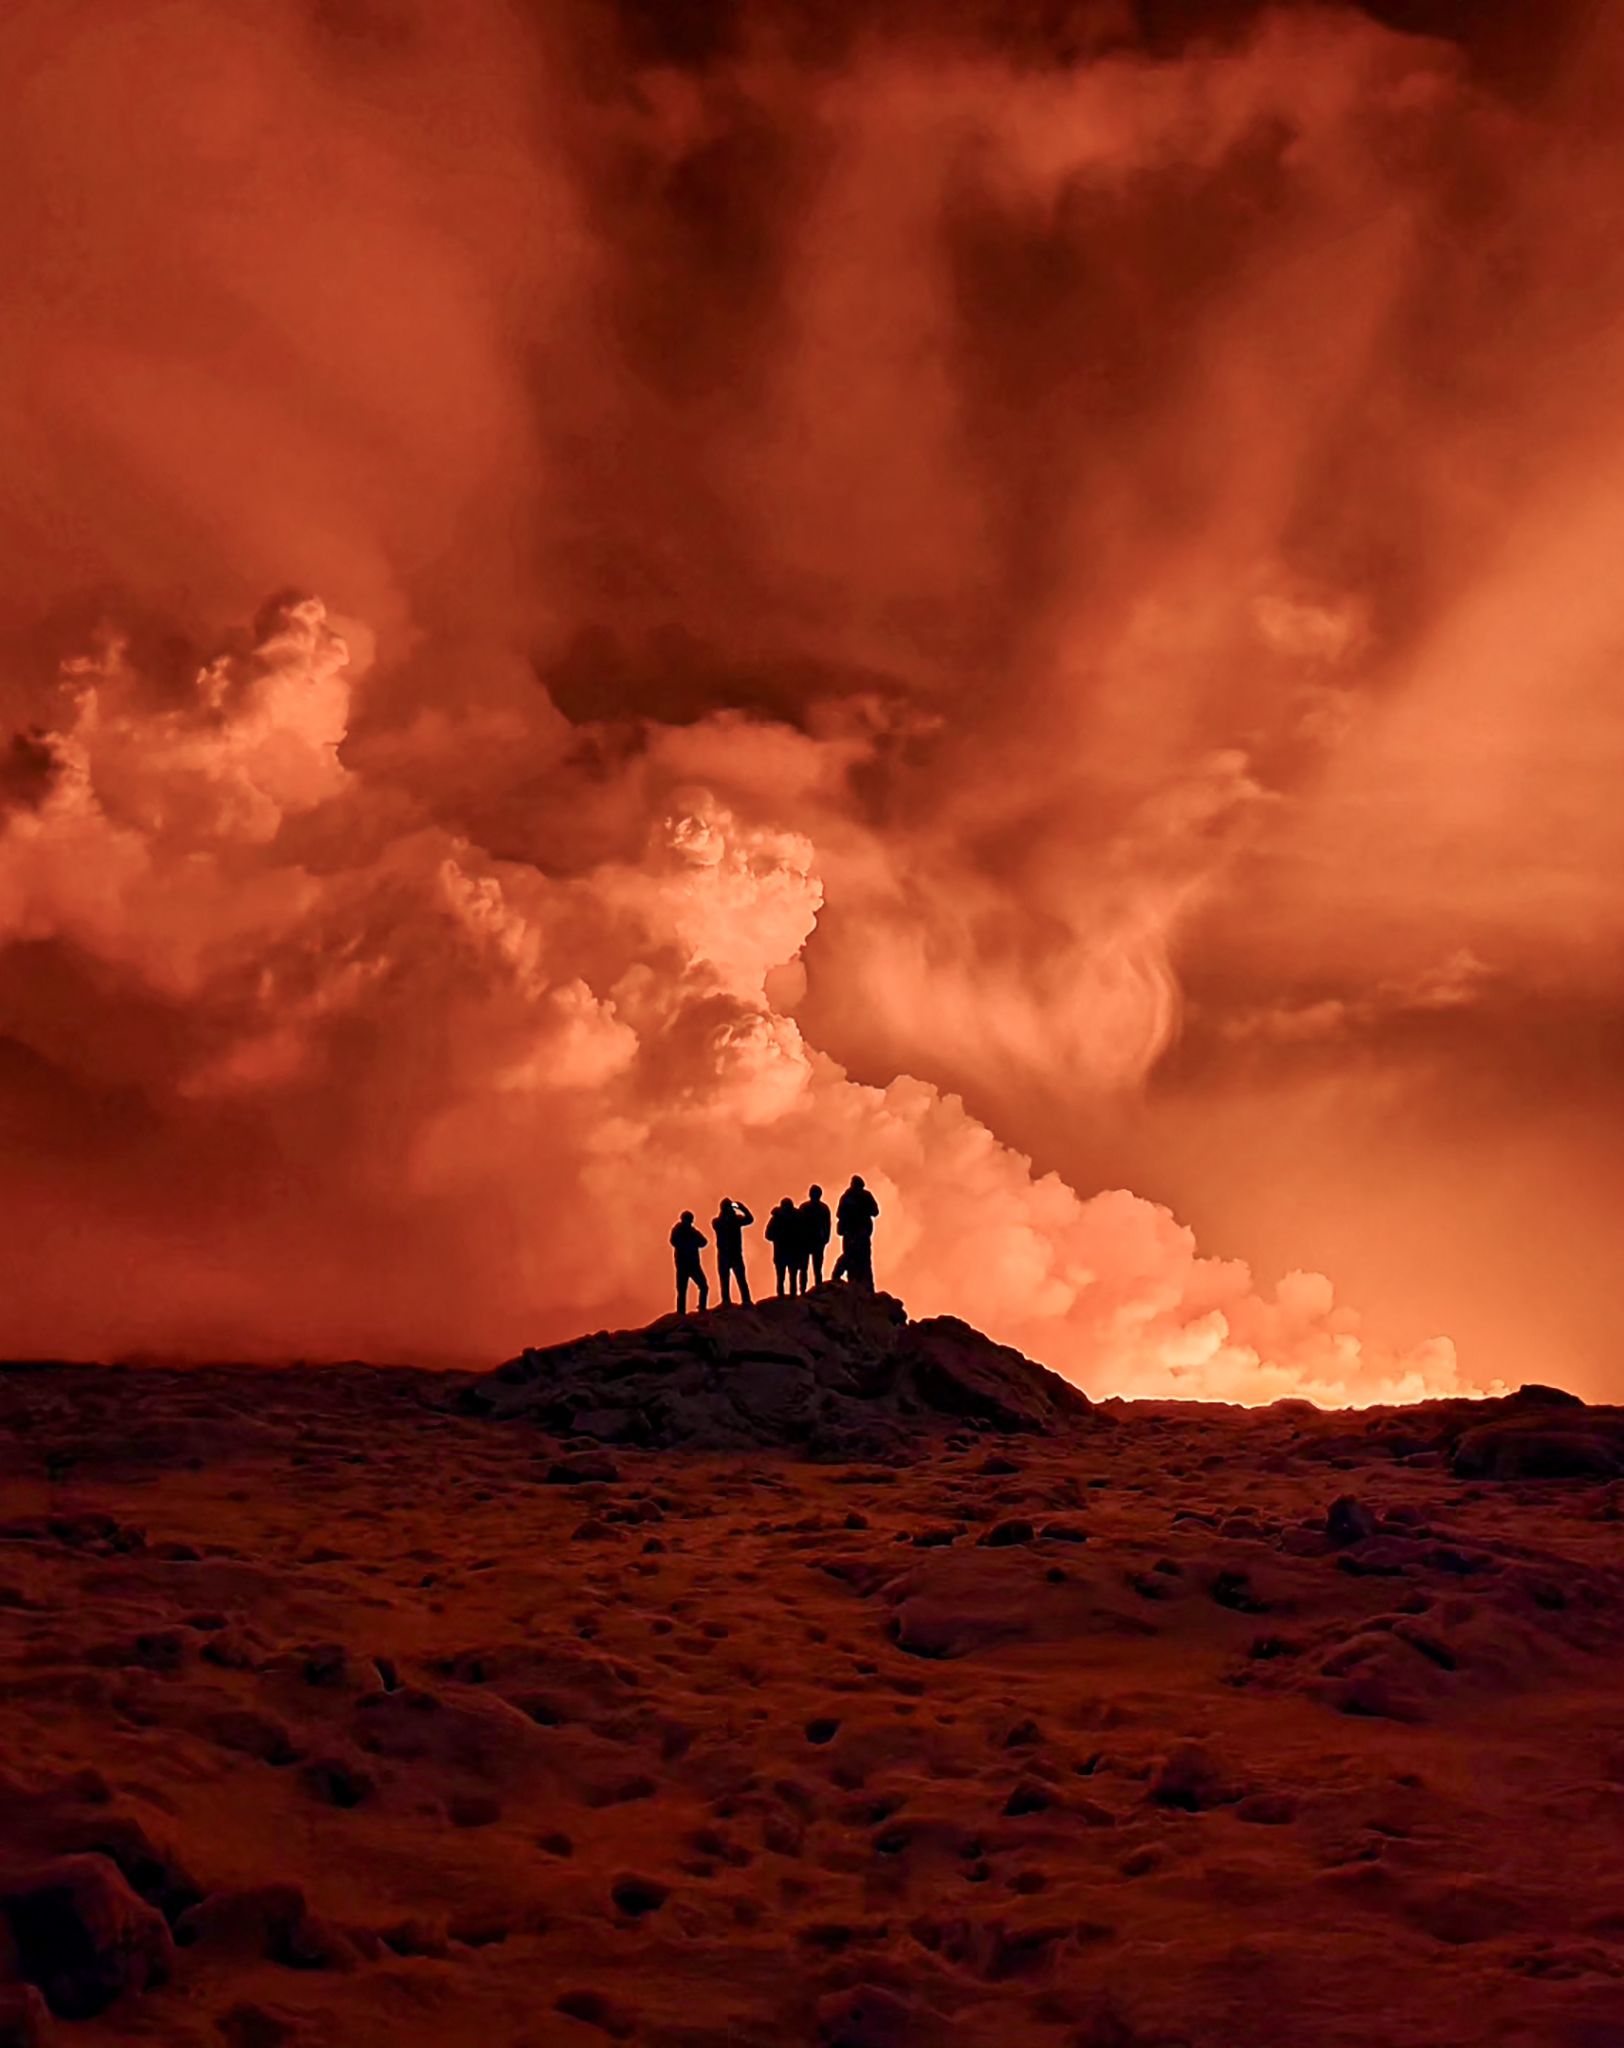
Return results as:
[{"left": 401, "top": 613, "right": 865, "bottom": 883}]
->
[{"left": 712, "top": 1196, "right": 755, "bottom": 1307}]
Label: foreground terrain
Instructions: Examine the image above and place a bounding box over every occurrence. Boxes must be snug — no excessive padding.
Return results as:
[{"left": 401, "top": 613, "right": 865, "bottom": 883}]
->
[{"left": 1, "top": 1293, "right": 1622, "bottom": 2047}]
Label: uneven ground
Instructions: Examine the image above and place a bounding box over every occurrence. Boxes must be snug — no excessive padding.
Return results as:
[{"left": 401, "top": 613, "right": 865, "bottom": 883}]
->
[{"left": 1, "top": 1298, "right": 1623, "bottom": 2048}]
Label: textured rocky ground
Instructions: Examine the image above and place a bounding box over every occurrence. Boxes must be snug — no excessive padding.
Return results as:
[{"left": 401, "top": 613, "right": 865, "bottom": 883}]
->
[{"left": 1, "top": 1299, "right": 1623, "bottom": 2047}]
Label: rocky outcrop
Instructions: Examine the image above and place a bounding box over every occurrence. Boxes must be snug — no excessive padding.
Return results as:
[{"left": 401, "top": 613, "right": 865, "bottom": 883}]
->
[
  {"left": 1451, "top": 1418, "right": 1624, "bottom": 1481},
  {"left": 455, "top": 1289, "right": 1093, "bottom": 1455},
  {"left": 0, "top": 1853, "right": 174, "bottom": 2020},
  {"left": 1290, "top": 1380, "right": 1623, "bottom": 1484}
]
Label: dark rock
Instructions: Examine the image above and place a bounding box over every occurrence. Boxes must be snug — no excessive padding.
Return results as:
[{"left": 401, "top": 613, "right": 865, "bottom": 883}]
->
[
  {"left": 1148, "top": 1743, "right": 1234, "bottom": 1812},
  {"left": 545, "top": 1453, "right": 621, "bottom": 1486},
  {"left": 297, "top": 1643, "right": 354, "bottom": 1687},
  {"left": 554, "top": 1988, "right": 637, "bottom": 2038},
  {"left": 609, "top": 1874, "right": 668, "bottom": 1917},
  {"left": 460, "top": 1291, "right": 1091, "bottom": 1457},
  {"left": 805, "top": 1716, "right": 841, "bottom": 1745},
  {"left": 447, "top": 1792, "right": 502, "bottom": 1829},
  {"left": 14, "top": 1805, "right": 201, "bottom": 1926},
  {"left": 0, "top": 1985, "right": 50, "bottom": 2047},
  {"left": 1209, "top": 1569, "right": 1266, "bottom": 1613},
  {"left": 1511, "top": 1383, "right": 1585, "bottom": 1408},
  {"left": 1325, "top": 1495, "right": 1379, "bottom": 1546},
  {"left": 218, "top": 2004, "right": 300, "bottom": 2048},
  {"left": 1327, "top": 1673, "right": 1423, "bottom": 1722},
  {"left": 176, "top": 1885, "right": 355, "bottom": 1972},
  {"left": 815, "top": 1982, "right": 941, "bottom": 2047},
  {"left": 202, "top": 1708, "right": 299, "bottom": 1764},
  {"left": 1452, "top": 1422, "right": 1624, "bottom": 1481},
  {"left": 298, "top": 1756, "right": 375, "bottom": 1809},
  {"left": 0, "top": 1854, "right": 174, "bottom": 2019},
  {"left": 977, "top": 1519, "right": 1035, "bottom": 1548},
  {"left": 1336, "top": 1538, "right": 1418, "bottom": 1578}
]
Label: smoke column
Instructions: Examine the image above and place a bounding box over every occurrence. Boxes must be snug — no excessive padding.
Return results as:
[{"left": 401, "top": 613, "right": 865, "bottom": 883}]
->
[{"left": 3, "top": 0, "right": 1619, "bottom": 1399}]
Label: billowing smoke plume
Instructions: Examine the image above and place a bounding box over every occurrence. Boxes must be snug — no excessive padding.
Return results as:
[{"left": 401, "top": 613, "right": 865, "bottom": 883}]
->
[{"left": 2, "top": 0, "right": 1618, "bottom": 1397}]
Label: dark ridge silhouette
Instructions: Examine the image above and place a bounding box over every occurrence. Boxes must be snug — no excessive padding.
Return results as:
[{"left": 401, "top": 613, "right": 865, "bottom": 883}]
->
[{"left": 457, "top": 1288, "right": 1096, "bottom": 1456}]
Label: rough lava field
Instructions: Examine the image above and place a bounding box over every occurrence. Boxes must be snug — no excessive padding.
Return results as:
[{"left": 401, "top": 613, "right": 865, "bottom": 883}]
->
[{"left": 2, "top": 1291, "right": 1624, "bottom": 2048}]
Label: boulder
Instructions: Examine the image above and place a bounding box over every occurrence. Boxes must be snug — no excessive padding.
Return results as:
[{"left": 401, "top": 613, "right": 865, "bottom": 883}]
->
[
  {"left": 815, "top": 1982, "right": 944, "bottom": 2048},
  {"left": 1325, "top": 1496, "right": 1379, "bottom": 1546},
  {"left": 0, "top": 1854, "right": 173, "bottom": 2020},
  {"left": 0, "top": 1986, "right": 49, "bottom": 2048},
  {"left": 1148, "top": 1743, "right": 1235, "bottom": 1812},
  {"left": 176, "top": 1885, "right": 356, "bottom": 1971}
]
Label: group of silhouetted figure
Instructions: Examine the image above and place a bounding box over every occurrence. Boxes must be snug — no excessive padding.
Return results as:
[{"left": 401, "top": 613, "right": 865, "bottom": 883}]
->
[{"left": 669, "top": 1177, "right": 881, "bottom": 1313}]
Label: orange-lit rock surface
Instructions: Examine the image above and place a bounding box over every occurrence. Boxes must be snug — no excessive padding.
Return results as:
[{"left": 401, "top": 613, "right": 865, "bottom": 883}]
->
[{"left": 1, "top": 1298, "right": 1621, "bottom": 2046}]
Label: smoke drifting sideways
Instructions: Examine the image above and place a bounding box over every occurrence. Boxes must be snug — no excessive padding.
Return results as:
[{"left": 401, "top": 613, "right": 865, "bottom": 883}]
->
[
  {"left": 0, "top": 596, "right": 1463, "bottom": 1402},
  {"left": 3, "top": 0, "right": 1621, "bottom": 1397}
]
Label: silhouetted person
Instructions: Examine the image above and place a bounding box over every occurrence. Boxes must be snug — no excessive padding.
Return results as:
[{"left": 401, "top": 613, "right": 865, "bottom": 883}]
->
[
  {"left": 712, "top": 1197, "right": 755, "bottom": 1307},
  {"left": 798, "top": 1183, "right": 832, "bottom": 1289},
  {"left": 836, "top": 1174, "right": 880, "bottom": 1289},
  {"left": 765, "top": 1196, "right": 800, "bottom": 1297},
  {"left": 670, "top": 1210, "right": 709, "bottom": 1314}
]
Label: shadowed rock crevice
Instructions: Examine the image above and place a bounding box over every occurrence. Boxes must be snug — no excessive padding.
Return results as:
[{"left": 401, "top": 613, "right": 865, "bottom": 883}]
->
[{"left": 455, "top": 1290, "right": 1095, "bottom": 1455}]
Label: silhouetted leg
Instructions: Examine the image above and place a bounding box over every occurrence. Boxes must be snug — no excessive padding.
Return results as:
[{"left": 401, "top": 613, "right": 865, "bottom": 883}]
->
[
  {"left": 697, "top": 1271, "right": 709, "bottom": 1311},
  {"left": 850, "top": 1242, "right": 874, "bottom": 1290},
  {"left": 723, "top": 1253, "right": 750, "bottom": 1306},
  {"left": 811, "top": 1248, "right": 824, "bottom": 1286}
]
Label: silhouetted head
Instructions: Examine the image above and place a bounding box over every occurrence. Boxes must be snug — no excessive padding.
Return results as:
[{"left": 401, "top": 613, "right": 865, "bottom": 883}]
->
[
  {"left": 680, "top": 1210, "right": 693, "bottom": 1224},
  {"left": 849, "top": 1175, "right": 865, "bottom": 1190},
  {"left": 809, "top": 1184, "right": 822, "bottom": 1199},
  {"left": 779, "top": 1195, "right": 795, "bottom": 1210}
]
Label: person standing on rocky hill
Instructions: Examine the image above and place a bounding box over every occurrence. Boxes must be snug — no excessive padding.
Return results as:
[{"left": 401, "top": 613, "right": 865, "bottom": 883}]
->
[
  {"left": 836, "top": 1175, "right": 880, "bottom": 1289},
  {"left": 712, "top": 1198, "right": 755, "bottom": 1307},
  {"left": 670, "top": 1211, "right": 709, "bottom": 1315},
  {"left": 765, "top": 1196, "right": 801, "bottom": 1297},
  {"left": 798, "top": 1184, "right": 832, "bottom": 1289}
]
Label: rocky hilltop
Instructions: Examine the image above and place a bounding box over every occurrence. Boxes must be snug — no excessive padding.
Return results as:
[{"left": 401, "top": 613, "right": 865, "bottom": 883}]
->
[{"left": 455, "top": 1288, "right": 1095, "bottom": 1455}]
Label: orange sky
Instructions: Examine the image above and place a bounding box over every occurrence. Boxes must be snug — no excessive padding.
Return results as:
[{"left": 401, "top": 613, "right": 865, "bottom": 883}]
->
[{"left": 2, "top": 0, "right": 1620, "bottom": 1401}]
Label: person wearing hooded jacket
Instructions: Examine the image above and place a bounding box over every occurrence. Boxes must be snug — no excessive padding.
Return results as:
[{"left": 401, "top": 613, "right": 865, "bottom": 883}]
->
[
  {"left": 835, "top": 1175, "right": 880, "bottom": 1289},
  {"left": 764, "top": 1196, "right": 801, "bottom": 1298},
  {"left": 669, "top": 1211, "right": 709, "bottom": 1314},
  {"left": 797, "top": 1183, "right": 832, "bottom": 1290}
]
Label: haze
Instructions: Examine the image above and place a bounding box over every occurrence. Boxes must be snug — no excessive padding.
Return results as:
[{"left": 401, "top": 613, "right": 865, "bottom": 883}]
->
[{"left": 2, "top": 0, "right": 1619, "bottom": 1402}]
